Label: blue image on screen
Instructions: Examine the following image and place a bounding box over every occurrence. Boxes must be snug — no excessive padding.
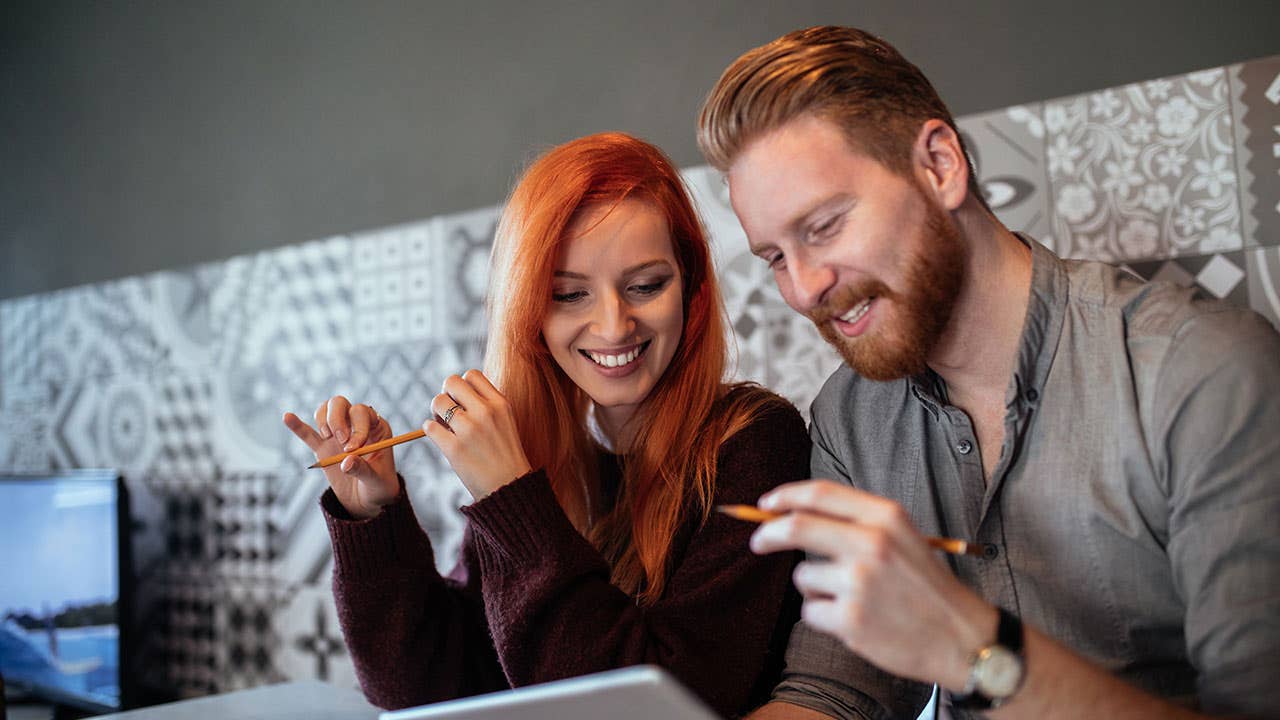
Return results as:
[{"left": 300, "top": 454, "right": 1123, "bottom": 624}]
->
[{"left": 0, "top": 472, "right": 121, "bottom": 711}]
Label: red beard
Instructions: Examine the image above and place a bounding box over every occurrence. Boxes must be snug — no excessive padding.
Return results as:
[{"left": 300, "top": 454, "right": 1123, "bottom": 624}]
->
[{"left": 806, "top": 195, "right": 966, "bottom": 382}]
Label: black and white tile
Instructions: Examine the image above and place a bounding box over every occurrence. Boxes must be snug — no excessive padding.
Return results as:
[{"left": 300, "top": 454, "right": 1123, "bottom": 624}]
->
[{"left": 3, "top": 55, "right": 1279, "bottom": 697}]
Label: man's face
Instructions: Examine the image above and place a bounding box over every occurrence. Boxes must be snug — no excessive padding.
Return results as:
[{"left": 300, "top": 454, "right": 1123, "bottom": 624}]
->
[{"left": 727, "top": 114, "right": 966, "bottom": 381}]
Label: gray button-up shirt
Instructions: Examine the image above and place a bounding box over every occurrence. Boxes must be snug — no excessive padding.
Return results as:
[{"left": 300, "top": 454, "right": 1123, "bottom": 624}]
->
[{"left": 772, "top": 238, "right": 1280, "bottom": 719}]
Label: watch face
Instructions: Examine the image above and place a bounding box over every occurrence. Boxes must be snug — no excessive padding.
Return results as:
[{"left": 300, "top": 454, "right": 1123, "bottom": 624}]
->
[{"left": 976, "top": 646, "right": 1025, "bottom": 699}]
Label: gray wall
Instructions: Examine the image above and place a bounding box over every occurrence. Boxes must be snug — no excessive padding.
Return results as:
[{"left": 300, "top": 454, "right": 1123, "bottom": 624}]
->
[{"left": 3, "top": 0, "right": 1277, "bottom": 301}]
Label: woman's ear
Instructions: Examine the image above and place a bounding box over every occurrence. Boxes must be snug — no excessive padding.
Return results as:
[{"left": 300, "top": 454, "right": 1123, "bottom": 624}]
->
[{"left": 912, "top": 119, "right": 970, "bottom": 211}]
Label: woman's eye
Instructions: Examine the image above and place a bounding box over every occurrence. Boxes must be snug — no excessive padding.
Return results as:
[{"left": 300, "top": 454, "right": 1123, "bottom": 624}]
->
[
  {"left": 630, "top": 278, "right": 670, "bottom": 296},
  {"left": 552, "top": 290, "right": 587, "bottom": 303}
]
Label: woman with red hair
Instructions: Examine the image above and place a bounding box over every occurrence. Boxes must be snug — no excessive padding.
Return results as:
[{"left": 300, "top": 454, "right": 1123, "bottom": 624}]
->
[{"left": 284, "top": 132, "right": 808, "bottom": 718}]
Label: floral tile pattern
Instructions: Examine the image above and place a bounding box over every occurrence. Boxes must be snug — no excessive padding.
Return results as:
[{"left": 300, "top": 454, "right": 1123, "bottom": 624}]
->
[
  {"left": 1046, "top": 68, "right": 1244, "bottom": 262},
  {"left": 1, "top": 56, "right": 1278, "bottom": 697}
]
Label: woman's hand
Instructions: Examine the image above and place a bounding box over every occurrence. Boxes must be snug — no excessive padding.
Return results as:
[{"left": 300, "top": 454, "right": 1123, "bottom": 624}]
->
[
  {"left": 282, "top": 396, "right": 400, "bottom": 520},
  {"left": 425, "top": 369, "right": 534, "bottom": 501}
]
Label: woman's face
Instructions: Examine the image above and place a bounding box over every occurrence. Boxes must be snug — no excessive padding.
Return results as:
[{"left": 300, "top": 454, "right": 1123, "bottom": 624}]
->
[{"left": 541, "top": 198, "right": 685, "bottom": 433}]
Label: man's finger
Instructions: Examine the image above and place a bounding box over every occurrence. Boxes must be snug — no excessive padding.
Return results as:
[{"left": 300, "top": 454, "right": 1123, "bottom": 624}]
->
[
  {"left": 792, "top": 558, "right": 856, "bottom": 599},
  {"left": 750, "top": 510, "right": 880, "bottom": 559},
  {"left": 759, "top": 479, "right": 901, "bottom": 526}
]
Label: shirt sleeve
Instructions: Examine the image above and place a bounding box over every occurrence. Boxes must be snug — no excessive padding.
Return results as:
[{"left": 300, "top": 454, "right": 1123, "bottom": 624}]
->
[
  {"left": 459, "top": 401, "right": 810, "bottom": 718},
  {"left": 766, "top": 398, "right": 933, "bottom": 720},
  {"left": 1154, "top": 311, "right": 1280, "bottom": 717},
  {"left": 322, "top": 481, "right": 506, "bottom": 709}
]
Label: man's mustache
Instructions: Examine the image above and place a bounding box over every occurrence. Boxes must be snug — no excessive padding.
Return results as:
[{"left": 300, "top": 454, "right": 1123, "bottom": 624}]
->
[{"left": 806, "top": 281, "right": 892, "bottom": 325}]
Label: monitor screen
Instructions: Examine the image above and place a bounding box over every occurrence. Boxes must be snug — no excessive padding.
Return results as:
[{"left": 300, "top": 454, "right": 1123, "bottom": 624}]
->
[{"left": 0, "top": 470, "right": 127, "bottom": 714}]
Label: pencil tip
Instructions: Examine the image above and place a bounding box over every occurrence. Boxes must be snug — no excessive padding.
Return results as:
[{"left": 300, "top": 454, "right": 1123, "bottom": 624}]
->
[{"left": 306, "top": 462, "right": 318, "bottom": 469}]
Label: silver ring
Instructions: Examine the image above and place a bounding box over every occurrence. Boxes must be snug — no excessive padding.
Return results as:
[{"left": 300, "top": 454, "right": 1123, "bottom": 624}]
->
[{"left": 441, "top": 404, "right": 461, "bottom": 426}]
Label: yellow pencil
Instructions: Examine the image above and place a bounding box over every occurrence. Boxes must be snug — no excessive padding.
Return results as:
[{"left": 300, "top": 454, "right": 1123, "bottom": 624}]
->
[
  {"left": 308, "top": 428, "right": 426, "bottom": 469},
  {"left": 717, "top": 504, "right": 991, "bottom": 558}
]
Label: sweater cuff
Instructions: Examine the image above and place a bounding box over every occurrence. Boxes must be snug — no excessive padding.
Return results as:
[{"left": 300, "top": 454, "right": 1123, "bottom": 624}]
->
[
  {"left": 460, "top": 469, "right": 589, "bottom": 567},
  {"left": 320, "top": 479, "right": 432, "bottom": 582}
]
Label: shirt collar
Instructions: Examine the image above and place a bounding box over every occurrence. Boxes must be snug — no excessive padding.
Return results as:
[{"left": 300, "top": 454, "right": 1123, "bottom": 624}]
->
[{"left": 908, "top": 234, "right": 1068, "bottom": 415}]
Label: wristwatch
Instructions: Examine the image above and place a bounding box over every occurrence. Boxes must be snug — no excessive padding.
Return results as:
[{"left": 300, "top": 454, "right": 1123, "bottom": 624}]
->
[{"left": 952, "top": 606, "right": 1026, "bottom": 710}]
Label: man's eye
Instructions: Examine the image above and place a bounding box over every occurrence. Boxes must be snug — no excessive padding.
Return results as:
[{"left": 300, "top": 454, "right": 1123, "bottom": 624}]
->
[
  {"left": 811, "top": 216, "right": 842, "bottom": 238},
  {"left": 767, "top": 252, "right": 786, "bottom": 270},
  {"left": 552, "top": 290, "right": 586, "bottom": 303}
]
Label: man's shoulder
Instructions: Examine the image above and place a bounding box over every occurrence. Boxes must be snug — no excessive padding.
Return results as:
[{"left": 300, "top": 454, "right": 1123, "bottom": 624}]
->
[
  {"left": 1063, "top": 257, "right": 1276, "bottom": 350},
  {"left": 809, "top": 365, "right": 913, "bottom": 428}
]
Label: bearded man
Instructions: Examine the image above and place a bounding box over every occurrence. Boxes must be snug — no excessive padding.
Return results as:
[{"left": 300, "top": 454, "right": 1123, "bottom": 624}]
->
[{"left": 697, "top": 26, "right": 1280, "bottom": 720}]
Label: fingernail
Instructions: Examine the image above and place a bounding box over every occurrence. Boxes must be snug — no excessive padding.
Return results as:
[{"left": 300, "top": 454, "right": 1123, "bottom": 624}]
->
[
  {"left": 343, "top": 443, "right": 355, "bottom": 452},
  {"left": 341, "top": 456, "right": 355, "bottom": 472},
  {"left": 336, "top": 429, "right": 348, "bottom": 444},
  {"left": 758, "top": 494, "right": 777, "bottom": 510},
  {"left": 319, "top": 425, "right": 332, "bottom": 440}
]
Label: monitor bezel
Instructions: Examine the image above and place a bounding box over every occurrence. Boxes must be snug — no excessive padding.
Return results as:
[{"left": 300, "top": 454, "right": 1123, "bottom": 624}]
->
[{"left": 0, "top": 468, "right": 134, "bottom": 715}]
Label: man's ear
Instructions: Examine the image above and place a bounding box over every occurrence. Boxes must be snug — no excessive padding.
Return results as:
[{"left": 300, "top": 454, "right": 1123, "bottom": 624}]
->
[{"left": 912, "top": 119, "right": 970, "bottom": 211}]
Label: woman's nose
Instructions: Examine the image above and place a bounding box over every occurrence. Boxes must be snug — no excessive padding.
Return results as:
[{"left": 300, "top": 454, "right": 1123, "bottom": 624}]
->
[{"left": 591, "top": 292, "right": 635, "bottom": 342}]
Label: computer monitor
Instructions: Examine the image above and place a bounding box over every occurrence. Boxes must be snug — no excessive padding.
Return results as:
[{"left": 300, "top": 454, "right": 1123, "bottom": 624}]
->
[{"left": 0, "top": 469, "right": 132, "bottom": 714}]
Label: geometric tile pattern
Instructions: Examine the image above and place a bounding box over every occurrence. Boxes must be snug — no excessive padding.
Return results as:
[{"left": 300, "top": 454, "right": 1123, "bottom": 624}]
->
[
  {"left": 2, "top": 56, "right": 1278, "bottom": 699},
  {"left": 958, "top": 103, "right": 1054, "bottom": 244},
  {"left": 1231, "top": 56, "right": 1280, "bottom": 248}
]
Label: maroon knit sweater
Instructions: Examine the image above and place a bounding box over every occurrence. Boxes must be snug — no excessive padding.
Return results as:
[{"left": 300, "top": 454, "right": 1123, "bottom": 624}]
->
[{"left": 322, "top": 392, "right": 808, "bottom": 718}]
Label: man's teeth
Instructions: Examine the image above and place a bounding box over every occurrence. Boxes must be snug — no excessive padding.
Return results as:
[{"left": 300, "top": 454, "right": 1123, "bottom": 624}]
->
[
  {"left": 588, "top": 346, "right": 643, "bottom": 368},
  {"left": 839, "top": 298, "right": 873, "bottom": 324}
]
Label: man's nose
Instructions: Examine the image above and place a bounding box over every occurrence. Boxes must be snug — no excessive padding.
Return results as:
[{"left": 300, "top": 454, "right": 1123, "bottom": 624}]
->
[{"left": 787, "top": 257, "right": 836, "bottom": 313}]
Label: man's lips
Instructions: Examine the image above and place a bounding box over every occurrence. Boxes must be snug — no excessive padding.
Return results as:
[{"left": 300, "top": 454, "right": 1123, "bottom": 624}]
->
[{"left": 830, "top": 296, "right": 876, "bottom": 337}]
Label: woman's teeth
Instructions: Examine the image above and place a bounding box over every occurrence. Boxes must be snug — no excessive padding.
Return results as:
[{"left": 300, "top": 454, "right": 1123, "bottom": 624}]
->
[
  {"left": 839, "top": 298, "right": 873, "bottom": 324},
  {"left": 588, "top": 345, "right": 644, "bottom": 368}
]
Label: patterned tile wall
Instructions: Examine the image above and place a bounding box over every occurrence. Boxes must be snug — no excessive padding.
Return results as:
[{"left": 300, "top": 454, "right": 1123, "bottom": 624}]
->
[{"left": 1, "top": 55, "right": 1278, "bottom": 699}]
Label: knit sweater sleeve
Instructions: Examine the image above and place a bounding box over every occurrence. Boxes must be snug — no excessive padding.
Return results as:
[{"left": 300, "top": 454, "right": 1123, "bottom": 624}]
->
[
  {"left": 460, "top": 399, "right": 809, "bottom": 718},
  {"left": 322, "top": 481, "right": 507, "bottom": 709}
]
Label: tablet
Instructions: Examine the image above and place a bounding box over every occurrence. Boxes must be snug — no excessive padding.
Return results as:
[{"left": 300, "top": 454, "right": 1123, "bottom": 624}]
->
[{"left": 378, "top": 665, "right": 721, "bottom": 720}]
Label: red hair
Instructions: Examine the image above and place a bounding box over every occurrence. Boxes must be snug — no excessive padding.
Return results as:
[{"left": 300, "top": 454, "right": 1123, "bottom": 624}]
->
[{"left": 485, "top": 132, "right": 780, "bottom": 605}]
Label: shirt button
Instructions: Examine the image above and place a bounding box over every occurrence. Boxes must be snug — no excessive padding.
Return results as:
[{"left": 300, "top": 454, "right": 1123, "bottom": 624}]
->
[
  {"left": 956, "top": 439, "right": 973, "bottom": 455},
  {"left": 983, "top": 544, "right": 1000, "bottom": 560},
  {"left": 1026, "top": 388, "right": 1039, "bottom": 402}
]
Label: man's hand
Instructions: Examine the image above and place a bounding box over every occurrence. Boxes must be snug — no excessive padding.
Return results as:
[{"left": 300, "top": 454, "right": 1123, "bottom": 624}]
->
[{"left": 749, "top": 479, "right": 996, "bottom": 692}]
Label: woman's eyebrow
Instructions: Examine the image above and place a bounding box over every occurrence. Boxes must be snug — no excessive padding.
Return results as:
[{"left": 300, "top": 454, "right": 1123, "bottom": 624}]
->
[{"left": 553, "top": 259, "right": 672, "bottom": 280}]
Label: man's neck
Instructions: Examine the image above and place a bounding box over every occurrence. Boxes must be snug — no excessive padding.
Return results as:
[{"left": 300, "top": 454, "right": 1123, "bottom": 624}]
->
[{"left": 927, "top": 209, "right": 1034, "bottom": 409}]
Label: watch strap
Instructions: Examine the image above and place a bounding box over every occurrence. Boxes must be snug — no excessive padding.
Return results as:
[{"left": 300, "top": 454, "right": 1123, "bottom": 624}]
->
[{"left": 952, "top": 607, "right": 1024, "bottom": 710}]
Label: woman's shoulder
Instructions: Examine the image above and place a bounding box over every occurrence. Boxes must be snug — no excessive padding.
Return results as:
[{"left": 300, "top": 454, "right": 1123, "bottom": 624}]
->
[
  {"left": 715, "top": 383, "right": 808, "bottom": 451},
  {"left": 711, "top": 384, "right": 810, "bottom": 501}
]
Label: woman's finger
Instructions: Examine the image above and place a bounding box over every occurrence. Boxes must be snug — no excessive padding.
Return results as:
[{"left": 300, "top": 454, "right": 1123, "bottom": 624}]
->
[
  {"left": 314, "top": 401, "right": 332, "bottom": 440},
  {"left": 431, "top": 391, "right": 464, "bottom": 429},
  {"left": 327, "top": 395, "right": 353, "bottom": 445},
  {"left": 442, "top": 374, "right": 485, "bottom": 415},
  {"left": 461, "top": 368, "right": 501, "bottom": 401},
  {"left": 282, "top": 412, "right": 324, "bottom": 451},
  {"left": 347, "top": 403, "right": 378, "bottom": 450}
]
